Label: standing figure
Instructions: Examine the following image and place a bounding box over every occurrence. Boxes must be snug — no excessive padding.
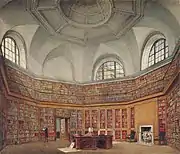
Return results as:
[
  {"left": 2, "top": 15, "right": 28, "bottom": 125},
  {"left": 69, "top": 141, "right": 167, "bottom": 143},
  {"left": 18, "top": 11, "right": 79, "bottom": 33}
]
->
[
  {"left": 159, "top": 125, "right": 166, "bottom": 145},
  {"left": 43, "top": 126, "right": 48, "bottom": 143}
]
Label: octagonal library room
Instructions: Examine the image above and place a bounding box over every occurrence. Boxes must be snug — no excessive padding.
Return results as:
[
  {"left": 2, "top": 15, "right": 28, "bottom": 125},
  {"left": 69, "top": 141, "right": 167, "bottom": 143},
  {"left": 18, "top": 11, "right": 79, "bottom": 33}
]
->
[{"left": 0, "top": 0, "right": 180, "bottom": 154}]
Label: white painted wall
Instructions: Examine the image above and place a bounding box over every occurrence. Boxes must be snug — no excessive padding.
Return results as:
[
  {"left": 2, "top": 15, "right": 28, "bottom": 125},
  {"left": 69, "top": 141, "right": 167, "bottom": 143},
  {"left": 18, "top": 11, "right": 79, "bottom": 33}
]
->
[
  {"left": 0, "top": 0, "right": 180, "bottom": 83},
  {"left": 43, "top": 56, "right": 74, "bottom": 81}
]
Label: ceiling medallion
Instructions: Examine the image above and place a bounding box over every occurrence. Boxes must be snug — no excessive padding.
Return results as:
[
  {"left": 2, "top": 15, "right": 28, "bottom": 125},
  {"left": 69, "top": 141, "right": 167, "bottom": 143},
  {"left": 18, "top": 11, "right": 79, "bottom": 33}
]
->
[{"left": 58, "top": 0, "right": 113, "bottom": 28}]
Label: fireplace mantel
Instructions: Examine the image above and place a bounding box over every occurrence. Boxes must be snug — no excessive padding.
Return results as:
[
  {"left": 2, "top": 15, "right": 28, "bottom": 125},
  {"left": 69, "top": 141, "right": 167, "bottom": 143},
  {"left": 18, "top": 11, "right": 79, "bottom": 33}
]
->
[{"left": 139, "top": 125, "right": 154, "bottom": 145}]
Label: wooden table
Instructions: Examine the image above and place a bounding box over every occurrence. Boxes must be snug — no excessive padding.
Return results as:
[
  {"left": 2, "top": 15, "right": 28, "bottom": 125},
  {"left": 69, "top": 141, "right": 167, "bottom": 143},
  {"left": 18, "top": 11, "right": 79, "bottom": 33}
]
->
[
  {"left": 74, "top": 135, "right": 113, "bottom": 150},
  {"left": 74, "top": 136, "right": 98, "bottom": 150},
  {"left": 97, "top": 135, "right": 113, "bottom": 149}
]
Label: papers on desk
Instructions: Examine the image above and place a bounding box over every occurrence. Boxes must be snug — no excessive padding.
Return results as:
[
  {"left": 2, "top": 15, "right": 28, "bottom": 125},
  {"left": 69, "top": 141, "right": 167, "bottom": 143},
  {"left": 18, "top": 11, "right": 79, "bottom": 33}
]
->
[{"left": 69, "top": 142, "right": 75, "bottom": 149}]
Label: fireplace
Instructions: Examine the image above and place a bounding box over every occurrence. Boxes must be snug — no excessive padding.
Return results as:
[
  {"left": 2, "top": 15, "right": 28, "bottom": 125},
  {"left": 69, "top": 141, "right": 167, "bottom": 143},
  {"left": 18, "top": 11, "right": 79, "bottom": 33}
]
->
[{"left": 139, "top": 125, "right": 153, "bottom": 145}]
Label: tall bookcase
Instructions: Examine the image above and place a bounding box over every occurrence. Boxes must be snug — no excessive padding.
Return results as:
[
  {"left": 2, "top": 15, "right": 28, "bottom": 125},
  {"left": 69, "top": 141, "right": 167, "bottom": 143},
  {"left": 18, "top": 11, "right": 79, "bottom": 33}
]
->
[
  {"left": 107, "top": 109, "right": 113, "bottom": 129},
  {"left": 122, "top": 109, "right": 127, "bottom": 140},
  {"left": 130, "top": 107, "right": 135, "bottom": 128},
  {"left": 70, "top": 110, "right": 77, "bottom": 135},
  {"left": 91, "top": 110, "right": 98, "bottom": 129},
  {"left": 91, "top": 110, "right": 98, "bottom": 135},
  {"left": 85, "top": 110, "right": 90, "bottom": 129},
  {"left": 158, "top": 99, "right": 166, "bottom": 132},
  {"left": 100, "top": 109, "right": 105, "bottom": 129},
  {"left": 39, "top": 108, "right": 55, "bottom": 141},
  {"left": 69, "top": 110, "right": 83, "bottom": 135},
  {"left": 77, "top": 110, "right": 83, "bottom": 134},
  {"left": 115, "top": 109, "right": 121, "bottom": 140},
  {"left": 0, "top": 104, "right": 6, "bottom": 150},
  {"left": 7, "top": 100, "right": 18, "bottom": 144},
  {"left": 18, "top": 102, "right": 39, "bottom": 143}
]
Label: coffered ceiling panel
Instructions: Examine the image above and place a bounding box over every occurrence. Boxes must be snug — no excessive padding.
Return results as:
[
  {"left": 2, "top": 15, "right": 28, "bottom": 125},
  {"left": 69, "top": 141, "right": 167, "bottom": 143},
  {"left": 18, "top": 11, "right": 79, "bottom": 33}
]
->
[{"left": 26, "top": 0, "right": 145, "bottom": 45}]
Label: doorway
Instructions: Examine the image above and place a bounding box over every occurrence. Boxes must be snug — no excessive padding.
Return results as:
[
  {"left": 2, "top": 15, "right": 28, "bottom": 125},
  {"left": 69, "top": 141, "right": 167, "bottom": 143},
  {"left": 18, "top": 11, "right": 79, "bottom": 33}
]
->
[{"left": 55, "top": 117, "right": 69, "bottom": 140}]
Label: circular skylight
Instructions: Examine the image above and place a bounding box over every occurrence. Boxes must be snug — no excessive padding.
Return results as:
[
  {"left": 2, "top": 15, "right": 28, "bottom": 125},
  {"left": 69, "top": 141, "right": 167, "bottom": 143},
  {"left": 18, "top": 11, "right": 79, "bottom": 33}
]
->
[{"left": 58, "top": 0, "right": 112, "bottom": 28}]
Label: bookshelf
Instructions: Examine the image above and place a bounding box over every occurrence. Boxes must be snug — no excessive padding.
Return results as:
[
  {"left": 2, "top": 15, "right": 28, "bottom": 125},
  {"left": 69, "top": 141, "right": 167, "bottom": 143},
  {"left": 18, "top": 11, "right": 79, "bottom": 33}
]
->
[
  {"left": 130, "top": 107, "right": 135, "bottom": 128},
  {"left": 122, "top": 109, "right": 127, "bottom": 128},
  {"left": 39, "top": 108, "right": 55, "bottom": 141},
  {"left": 70, "top": 110, "right": 77, "bottom": 135},
  {"left": 115, "top": 109, "right": 121, "bottom": 128},
  {"left": 91, "top": 110, "right": 98, "bottom": 129},
  {"left": 7, "top": 100, "right": 18, "bottom": 144},
  {"left": 85, "top": 110, "right": 90, "bottom": 129},
  {"left": 0, "top": 107, "right": 6, "bottom": 149},
  {"left": 77, "top": 110, "right": 83, "bottom": 130},
  {"left": 107, "top": 109, "right": 113, "bottom": 129},
  {"left": 100, "top": 109, "right": 105, "bottom": 129}
]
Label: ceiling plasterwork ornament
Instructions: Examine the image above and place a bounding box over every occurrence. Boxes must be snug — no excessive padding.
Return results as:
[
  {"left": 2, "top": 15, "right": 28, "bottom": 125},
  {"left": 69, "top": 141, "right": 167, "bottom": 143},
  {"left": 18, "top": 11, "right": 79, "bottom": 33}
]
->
[
  {"left": 57, "top": 0, "right": 113, "bottom": 28},
  {"left": 26, "top": 0, "right": 145, "bottom": 45}
]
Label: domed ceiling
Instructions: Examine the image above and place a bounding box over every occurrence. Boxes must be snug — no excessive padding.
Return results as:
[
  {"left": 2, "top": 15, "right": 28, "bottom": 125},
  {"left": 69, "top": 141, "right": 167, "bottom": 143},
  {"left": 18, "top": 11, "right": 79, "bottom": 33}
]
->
[
  {"left": 59, "top": 0, "right": 112, "bottom": 27},
  {"left": 27, "top": 0, "right": 144, "bottom": 45}
]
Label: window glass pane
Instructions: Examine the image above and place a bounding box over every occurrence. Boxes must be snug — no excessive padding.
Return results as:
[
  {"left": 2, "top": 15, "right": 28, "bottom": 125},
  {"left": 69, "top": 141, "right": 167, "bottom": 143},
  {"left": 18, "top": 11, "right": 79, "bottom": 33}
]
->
[
  {"left": 7, "top": 38, "right": 10, "bottom": 43},
  {"left": 155, "top": 59, "right": 158, "bottom": 63},
  {"left": 0, "top": 37, "right": 26, "bottom": 68},
  {"left": 11, "top": 39, "right": 15, "bottom": 47},
  {"left": 116, "top": 63, "right": 122, "bottom": 70},
  {"left": 160, "top": 49, "right": 164, "bottom": 56},
  {"left": 165, "top": 53, "right": 169, "bottom": 58},
  {"left": 16, "top": 54, "right": 19, "bottom": 64},
  {"left": 5, "top": 40, "right": 8, "bottom": 48},
  {"left": 150, "top": 49, "right": 154, "bottom": 56},
  {"left": 109, "top": 64, "right": 114, "bottom": 70},
  {"left": 12, "top": 46, "right": 15, "bottom": 53},
  {"left": 95, "top": 61, "right": 124, "bottom": 81},
  {"left": 148, "top": 39, "right": 169, "bottom": 67},
  {"left": 165, "top": 47, "right": 169, "bottom": 54},
  {"left": 1, "top": 46, "right": 4, "bottom": 55}
]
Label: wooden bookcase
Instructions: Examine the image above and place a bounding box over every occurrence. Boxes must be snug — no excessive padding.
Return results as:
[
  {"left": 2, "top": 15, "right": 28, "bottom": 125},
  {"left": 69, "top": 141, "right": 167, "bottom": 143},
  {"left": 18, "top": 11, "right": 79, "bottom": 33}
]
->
[
  {"left": 91, "top": 110, "right": 98, "bottom": 129},
  {"left": 85, "top": 110, "right": 90, "bottom": 129},
  {"left": 115, "top": 109, "right": 121, "bottom": 128},
  {"left": 0, "top": 105, "right": 6, "bottom": 149},
  {"left": 130, "top": 107, "right": 135, "bottom": 128},
  {"left": 39, "top": 108, "right": 55, "bottom": 141},
  {"left": 7, "top": 100, "right": 18, "bottom": 144},
  {"left": 77, "top": 110, "right": 83, "bottom": 133},
  {"left": 122, "top": 109, "right": 127, "bottom": 128},
  {"left": 100, "top": 109, "right": 105, "bottom": 129},
  {"left": 107, "top": 109, "right": 113, "bottom": 129}
]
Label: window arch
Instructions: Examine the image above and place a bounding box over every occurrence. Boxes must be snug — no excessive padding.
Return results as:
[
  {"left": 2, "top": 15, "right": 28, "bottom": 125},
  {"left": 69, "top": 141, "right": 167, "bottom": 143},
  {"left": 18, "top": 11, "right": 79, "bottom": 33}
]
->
[
  {"left": 0, "top": 31, "right": 26, "bottom": 69},
  {"left": 148, "top": 38, "right": 169, "bottom": 67},
  {"left": 141, "top": 32, "right": 170, "bottom": 70},
  {"left": 95, "top": 61, "right": 125, "bottom": 81}
]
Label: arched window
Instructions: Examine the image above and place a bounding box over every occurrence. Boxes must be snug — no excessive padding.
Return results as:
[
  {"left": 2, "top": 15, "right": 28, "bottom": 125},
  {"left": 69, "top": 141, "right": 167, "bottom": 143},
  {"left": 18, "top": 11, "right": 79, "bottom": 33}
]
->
[
  {"left": 148, "top": 38, "right": 169, "bottom": 67},
  {"left": 141, "top": 32, "right": 170, "bottom": 70},
  {"left": 95, "top": 61, "right": 124, "bottom": 81},
  {"left": 1, "top": 37, "right": 20, "bottom": 64},
  {"left": 1, "top": 32, "right": 26, "bottom": 69}
]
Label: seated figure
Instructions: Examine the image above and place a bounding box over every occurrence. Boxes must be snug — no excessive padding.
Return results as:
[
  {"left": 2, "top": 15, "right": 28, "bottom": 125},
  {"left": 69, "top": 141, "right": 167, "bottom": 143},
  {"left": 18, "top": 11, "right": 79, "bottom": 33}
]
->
[
  {"left": 84, "top": 127, "right": 94, "bottom": 136},
  {"left": 127, "top": 130, "right": 136, "bottom": 142}
]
